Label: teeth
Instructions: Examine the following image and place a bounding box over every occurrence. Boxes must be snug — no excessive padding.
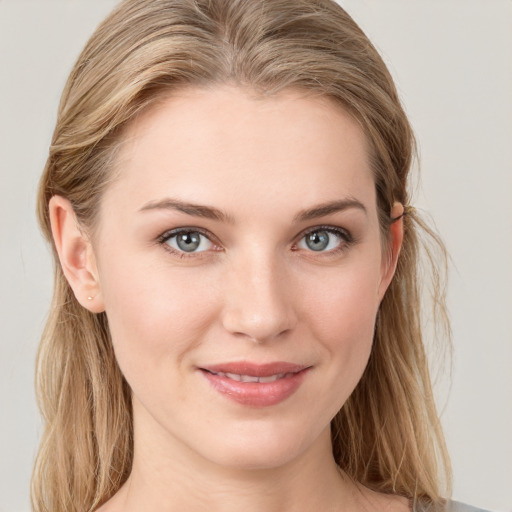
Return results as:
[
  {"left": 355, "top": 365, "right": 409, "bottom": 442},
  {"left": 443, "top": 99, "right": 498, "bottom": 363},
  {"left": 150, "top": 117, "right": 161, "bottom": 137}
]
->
[
  {"left": 212, "top": 371, "right": 288, "bottom": 383},
  {"left": 240, "top": 374, "right": 259, "bottom": 383},
  {"left": 259, "top": 373, "right": 285, "bottom": 383}
]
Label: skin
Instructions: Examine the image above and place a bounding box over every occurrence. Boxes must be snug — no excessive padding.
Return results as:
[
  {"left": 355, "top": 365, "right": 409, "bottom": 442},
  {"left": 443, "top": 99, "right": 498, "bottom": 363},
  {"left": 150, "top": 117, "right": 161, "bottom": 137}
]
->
[{"left": 50, "top": 85, "right": 407, "bottom": 512}]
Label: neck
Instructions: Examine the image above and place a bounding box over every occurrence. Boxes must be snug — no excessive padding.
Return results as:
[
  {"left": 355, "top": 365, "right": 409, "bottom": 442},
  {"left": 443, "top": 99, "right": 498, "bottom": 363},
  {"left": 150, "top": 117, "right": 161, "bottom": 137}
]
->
[{"left": 108, "top": 406, "right": 355, "bottom": 512}]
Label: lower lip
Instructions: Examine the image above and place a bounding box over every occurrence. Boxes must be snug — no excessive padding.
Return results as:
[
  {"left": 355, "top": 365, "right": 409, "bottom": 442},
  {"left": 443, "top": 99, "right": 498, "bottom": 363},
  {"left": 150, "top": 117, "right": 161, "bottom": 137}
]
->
[{"left": 200, "top": 369, "right": 310, "bottom": 407}]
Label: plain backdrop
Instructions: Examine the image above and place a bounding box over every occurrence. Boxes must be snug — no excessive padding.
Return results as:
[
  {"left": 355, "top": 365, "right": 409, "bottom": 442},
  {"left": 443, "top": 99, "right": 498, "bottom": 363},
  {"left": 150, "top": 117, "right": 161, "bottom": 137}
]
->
[{"left": 0, "top": 1, "right": 511, "bottom": 511}]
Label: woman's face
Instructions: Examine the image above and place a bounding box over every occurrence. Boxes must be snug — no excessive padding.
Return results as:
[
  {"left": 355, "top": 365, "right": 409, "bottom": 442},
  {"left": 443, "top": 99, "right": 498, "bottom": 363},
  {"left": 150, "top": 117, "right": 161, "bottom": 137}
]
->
[{"left": 90, "top": 85, "right": 399, "bottom": 470}]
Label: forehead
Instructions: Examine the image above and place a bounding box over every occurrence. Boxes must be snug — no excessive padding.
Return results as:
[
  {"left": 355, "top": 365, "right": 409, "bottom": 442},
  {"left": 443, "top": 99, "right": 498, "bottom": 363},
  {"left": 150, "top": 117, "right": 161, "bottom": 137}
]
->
[{"left": 104, "top": 85, "right": 375, "bottom": 218}]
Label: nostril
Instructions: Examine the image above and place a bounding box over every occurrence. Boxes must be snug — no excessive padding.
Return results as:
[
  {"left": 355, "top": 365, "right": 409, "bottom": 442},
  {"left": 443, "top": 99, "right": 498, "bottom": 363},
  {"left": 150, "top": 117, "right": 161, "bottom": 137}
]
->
[{"left": 220, "top": 267, "right": 298, "bottom": 341}]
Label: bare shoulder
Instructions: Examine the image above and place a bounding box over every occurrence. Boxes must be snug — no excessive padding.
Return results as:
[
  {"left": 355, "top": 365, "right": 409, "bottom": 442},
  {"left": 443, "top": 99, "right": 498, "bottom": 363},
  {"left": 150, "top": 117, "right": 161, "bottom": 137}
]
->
[
  {"left": 93, "top": 501, "right": 113, "bottom": 512},
  {"left": 93, "top": 489, "right": 126, "bottom": 512},
  {"left": 374, "top": 493, "right": 410, "bottom": 512},
  {"left": 352, "top": 484, "right": 411, "bottom": 512}
]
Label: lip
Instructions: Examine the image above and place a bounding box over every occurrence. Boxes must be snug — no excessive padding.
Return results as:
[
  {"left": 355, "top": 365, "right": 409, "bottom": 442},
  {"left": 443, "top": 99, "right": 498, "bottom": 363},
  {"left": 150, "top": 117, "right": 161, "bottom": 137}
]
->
[{"left": 199, "top": 361, "right": 311, "bottom": 407}]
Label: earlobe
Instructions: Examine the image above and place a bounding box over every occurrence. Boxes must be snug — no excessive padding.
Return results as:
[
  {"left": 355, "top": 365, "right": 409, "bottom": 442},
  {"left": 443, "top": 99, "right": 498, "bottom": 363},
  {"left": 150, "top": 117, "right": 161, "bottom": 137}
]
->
[
  {"left": 49, "top": 196, "right": 105, "bottom": 313},
  {"left": 378, "top": 202, "right": 405, "bottom": 300}
]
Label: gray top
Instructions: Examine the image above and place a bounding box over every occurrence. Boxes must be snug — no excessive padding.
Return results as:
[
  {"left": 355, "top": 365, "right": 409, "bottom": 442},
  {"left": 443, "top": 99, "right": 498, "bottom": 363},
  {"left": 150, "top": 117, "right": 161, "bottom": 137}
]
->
[
  {"left": 445, "top": 502, "right": 490, "bottom": 512},
  {"left": 415, "top": 501, "right": 490, "bottom": 512}
]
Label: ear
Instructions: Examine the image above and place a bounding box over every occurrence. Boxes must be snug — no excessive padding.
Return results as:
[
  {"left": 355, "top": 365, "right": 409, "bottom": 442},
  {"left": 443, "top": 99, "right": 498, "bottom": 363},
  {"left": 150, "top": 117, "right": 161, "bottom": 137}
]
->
[
  {"left": 49, "top": 196, "right": 105, "bottom": 313},
  {"left": 378, "top": 202, "right": 404, "bottom": 301}
]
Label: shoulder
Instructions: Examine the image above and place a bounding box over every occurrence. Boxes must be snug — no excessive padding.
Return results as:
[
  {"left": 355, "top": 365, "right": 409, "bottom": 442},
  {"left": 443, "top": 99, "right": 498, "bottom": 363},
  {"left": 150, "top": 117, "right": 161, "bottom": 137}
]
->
[
  {"left": 443, "top": 501, "right": 492, "bottom": 512},
  {"left": 417, "top": 501, "right": 492, "bottom": 512}
]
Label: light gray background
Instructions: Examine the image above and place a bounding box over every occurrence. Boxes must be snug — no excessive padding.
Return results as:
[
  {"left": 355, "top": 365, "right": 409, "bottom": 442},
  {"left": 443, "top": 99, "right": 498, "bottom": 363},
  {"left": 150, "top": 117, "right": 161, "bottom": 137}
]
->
[{"left": 0, "top": 1, "right": 511, "bottom": 511}]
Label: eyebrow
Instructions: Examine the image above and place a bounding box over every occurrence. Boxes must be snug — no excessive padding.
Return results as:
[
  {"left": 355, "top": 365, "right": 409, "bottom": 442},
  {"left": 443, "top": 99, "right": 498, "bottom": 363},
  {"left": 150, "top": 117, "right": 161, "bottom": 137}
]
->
[
  {"left": 139, "top": 196, "right": 367, "bottom": 223},
  {"left": 293, "top": 198, "right": 367, "bottom": 222},
  {"left": 139, "top": 198, "right": 236, "bottom": 223}
]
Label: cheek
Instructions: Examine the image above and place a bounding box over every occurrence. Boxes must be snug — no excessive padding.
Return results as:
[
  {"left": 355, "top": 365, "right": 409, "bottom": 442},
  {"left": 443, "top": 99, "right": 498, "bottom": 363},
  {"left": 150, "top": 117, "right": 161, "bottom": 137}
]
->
[
  {"left": 301, "top": 258, "right": 381, "bottom": 392},
  {"left": 304, "top": 256, "right": 381, "bottom": 340},
  {"left": 97, "top": 252, "right": 221, "bottom": 379}
]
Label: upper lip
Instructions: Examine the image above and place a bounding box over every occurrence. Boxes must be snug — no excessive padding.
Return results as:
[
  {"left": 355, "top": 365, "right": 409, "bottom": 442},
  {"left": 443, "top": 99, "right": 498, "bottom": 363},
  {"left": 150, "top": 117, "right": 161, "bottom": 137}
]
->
[{"left": 199, "top": 361, "right": 310, "bottom": 377}]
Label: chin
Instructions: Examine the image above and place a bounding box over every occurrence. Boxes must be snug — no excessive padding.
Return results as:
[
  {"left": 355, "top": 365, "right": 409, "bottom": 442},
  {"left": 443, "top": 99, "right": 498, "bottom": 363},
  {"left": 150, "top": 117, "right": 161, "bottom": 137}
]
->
[{"left": 193, "top": 419, "right": 328, "bottom": 472}]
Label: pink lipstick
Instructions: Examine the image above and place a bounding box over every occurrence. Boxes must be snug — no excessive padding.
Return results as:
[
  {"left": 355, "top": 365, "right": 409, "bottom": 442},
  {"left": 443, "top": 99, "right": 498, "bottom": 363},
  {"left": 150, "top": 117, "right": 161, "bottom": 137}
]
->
[{"left": 199, "top": 361, "right": 310, "bottom": 407}]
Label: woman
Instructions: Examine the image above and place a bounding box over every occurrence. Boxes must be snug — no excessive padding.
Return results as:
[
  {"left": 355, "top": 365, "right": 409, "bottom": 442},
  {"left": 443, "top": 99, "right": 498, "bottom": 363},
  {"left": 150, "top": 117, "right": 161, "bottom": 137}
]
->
[{"left": 32, "top": 1, "right": 486, "bottom": 511}]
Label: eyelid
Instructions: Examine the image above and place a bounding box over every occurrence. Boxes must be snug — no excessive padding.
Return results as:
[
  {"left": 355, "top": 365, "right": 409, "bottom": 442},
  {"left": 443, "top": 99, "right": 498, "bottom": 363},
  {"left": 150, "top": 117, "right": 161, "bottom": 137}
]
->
[
  {"left": 157, "top": 224, "right": 354, "bottom": 259},
  {"left": 299, "top": 224, "right": 352, "bottom": 240},
  {"left": 293, "top": 224, "right": 353, "bottom": 254},
  {"left": 157, "top": 226, "right": 211, "bottom": 243},
  {"left": 157, "top": 227, "right": 221, "bottom": 258}
]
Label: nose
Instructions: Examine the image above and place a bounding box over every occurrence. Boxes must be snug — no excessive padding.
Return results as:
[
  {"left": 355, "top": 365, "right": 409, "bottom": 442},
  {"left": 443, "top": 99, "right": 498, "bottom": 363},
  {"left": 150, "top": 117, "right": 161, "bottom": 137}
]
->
[{"left": 220, "top": 250, "right": 298, "bottom": 343}]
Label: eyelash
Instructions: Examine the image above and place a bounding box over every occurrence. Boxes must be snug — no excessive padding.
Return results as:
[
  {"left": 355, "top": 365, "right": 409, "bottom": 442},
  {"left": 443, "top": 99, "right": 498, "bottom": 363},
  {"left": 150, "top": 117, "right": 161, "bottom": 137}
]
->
[
  {"left": 157, "top": 227, "right": 217, "bottom": 259},
  {"left": 157, "top": 225, "right": 354, "bottom": 260}
]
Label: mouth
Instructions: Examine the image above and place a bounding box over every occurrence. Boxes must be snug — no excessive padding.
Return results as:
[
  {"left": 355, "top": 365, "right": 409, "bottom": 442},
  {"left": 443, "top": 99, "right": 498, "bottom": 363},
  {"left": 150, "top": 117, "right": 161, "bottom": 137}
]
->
[
  {"left": 203, "top": 370, "right": 296, "bottom": 383},
  {"left": 198, "top": 361, "right": 311, "bottom": 407}
]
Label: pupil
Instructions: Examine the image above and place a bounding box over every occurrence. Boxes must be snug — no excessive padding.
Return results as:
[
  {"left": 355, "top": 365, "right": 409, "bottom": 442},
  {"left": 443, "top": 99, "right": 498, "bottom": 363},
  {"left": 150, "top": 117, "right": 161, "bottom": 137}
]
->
[
  {"left": 177, "top": 232, "right": 201, "bottom": 252},
  {"left": 306, "top": 231, "right": 329, "bottom": 251}
]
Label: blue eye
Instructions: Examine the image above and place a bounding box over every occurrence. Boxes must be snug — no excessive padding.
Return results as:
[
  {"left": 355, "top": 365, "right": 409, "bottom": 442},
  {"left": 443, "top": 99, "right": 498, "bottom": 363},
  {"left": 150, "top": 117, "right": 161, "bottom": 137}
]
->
[
  {"left": 162, "top": 229, "right": 213, "bottom": 253},
  {"left": 158, "top": 225, "right": 352, "bottom": 259},
  {"left": 297, "top": 227, "right": 350, "bottom": 253}
]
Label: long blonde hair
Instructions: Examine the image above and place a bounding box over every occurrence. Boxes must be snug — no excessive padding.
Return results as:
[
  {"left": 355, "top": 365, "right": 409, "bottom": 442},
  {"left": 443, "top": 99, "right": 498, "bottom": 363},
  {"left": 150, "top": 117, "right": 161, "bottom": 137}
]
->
[{"left": 33, "top": 1, "right": 451, "bottom": 510}]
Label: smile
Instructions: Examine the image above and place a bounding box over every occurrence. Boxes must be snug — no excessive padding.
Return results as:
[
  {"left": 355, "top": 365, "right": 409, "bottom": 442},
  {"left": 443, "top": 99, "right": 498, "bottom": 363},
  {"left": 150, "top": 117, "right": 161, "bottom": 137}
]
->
[
  {"left": 199, "top": 362, "right": 311, "bottom": 407},
  {"left": 205, "top": 371, "right": 294, "bottom": 383}
]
